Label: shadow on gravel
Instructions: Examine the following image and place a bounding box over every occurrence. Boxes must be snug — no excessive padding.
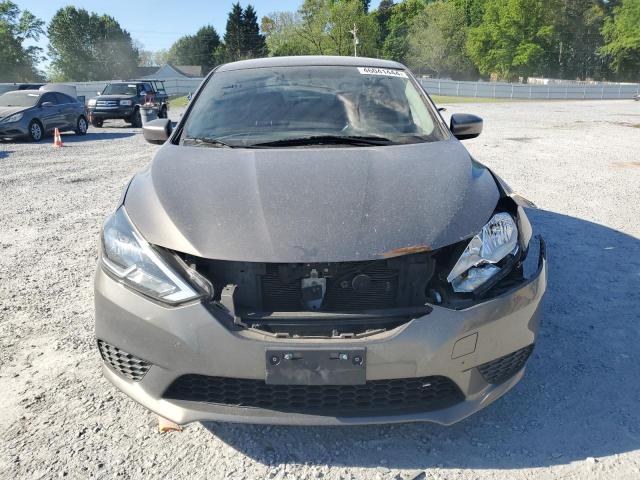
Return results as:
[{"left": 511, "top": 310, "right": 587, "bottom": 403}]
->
[
  {"left": 203, "top": 208, "right": 640, "bottom": 470},
  {"left": 62, "top": 132, "right": 136, "bottom": 142}
]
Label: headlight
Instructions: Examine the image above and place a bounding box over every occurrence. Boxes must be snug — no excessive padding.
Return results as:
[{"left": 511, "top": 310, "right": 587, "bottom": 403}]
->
[
  {"left": 101, "top": 207, "right": 200, "bottom": 304},
  {"left": 120, "top": 100, "right": 133, "bottom": 106},
  {"left": 88, "top": 98, "right": 97, "bottom": 106},
  {"left": 2, "top": 112, "right": 23, "bottom": 123},
  {"left": 447, "top": 212, "right": 518, "bottom": 293}
]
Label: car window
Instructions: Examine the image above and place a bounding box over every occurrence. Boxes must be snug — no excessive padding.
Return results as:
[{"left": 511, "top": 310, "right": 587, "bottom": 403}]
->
[
  {"left": 182, "top": 65, "right": 446, "bottom": 147},
  {"left": 102, "top": 84, "right": 138, "bottom": 96},
  {"left": 54, "top": 93, "right": 72, "bottom": 104},
  {"left": 0, "top": 91, "right": 41, "bottom": 107},
  {"left": 143, "top": 83, "right": 154, "bottom": 93},
  {"left": 41, "top": 93, "right": 59, "bottom": 105}
]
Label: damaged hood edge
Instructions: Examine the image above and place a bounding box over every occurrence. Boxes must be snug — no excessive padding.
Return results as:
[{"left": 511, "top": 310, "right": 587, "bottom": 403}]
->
[{"left": 124, "top": 140, "right": 501, "bottom": 263}]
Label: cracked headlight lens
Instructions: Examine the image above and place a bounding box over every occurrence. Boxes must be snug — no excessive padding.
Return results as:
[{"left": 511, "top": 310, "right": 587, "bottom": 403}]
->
[
  {"left": 101, "top": 207, "right": 199, "bottom": 304},
  {"left": 447, "top": 212, "right": 518, "bottom": 293}
]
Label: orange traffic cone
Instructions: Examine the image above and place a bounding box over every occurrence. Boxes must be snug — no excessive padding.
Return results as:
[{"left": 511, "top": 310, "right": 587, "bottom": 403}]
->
[{"left": 53, "top": 128, "right": 64, "bottom": 148}]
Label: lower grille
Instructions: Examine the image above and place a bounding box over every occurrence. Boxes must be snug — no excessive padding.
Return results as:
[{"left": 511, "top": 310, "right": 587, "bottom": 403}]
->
[
  {"left": 97, "top": 340, "right": 151, "bottom": 381},
  {"left": 477, "top": 344, "right": 534, "bottom": 384},
  {"left": 163, "top": 374, "right": 464, "bottom": 416}
]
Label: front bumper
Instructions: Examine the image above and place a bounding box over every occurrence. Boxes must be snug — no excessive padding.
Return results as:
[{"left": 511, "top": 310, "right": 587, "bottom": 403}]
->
[
  {"left": 0, "top": 122, "right": 29, "bottom": 139},
  {"left": 87, "top": 107, "right": 135, "bottom": 120},
  {"left": 94, "top": 239, "right": 547, "bottom": 426}
]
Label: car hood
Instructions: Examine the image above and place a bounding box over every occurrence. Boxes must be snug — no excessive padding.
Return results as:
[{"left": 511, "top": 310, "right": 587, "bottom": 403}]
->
[
  {"left": 124, "top": 140, "right": 500, "bottom": 262},
  {"left": 94, "top": 95, "right": 136, "bottom": 101},
  {"left": 0, "top": 106, "right": 28, "bottom": 119}
]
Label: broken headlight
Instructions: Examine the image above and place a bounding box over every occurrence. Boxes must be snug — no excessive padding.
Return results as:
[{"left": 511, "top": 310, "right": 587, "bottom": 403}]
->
[
  {"left": 101, "top": 207, "right": 200, "bottom": 304},
  {"left": 446, "top": 212, "right": 518, "bottom": 293}
]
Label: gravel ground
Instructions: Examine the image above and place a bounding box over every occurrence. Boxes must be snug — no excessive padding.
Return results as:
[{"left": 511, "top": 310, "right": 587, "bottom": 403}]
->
[{"left": 1, "top": 100, "right": 639, "bottom": 480}]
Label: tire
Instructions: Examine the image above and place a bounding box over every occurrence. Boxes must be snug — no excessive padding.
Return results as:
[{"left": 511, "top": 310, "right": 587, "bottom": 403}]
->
[
  {"left": 91, "top": 118, "right": 103, "bottom": 128},
  {"left": 75, "top": 116, "right": 88, "bottom": 135},
  {"left": 130, "top": 109, "right": 142, "bottom": 128},
  {"left": 29, "top": 120, "right": 43, "bottom": 142},
  {"left": 158, "top": 105, "right": 168, "bottom": 119}
]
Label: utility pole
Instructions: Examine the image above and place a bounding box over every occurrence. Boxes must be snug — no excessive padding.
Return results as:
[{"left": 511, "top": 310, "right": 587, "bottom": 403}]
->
[{"left": 350, "top": 23, "right": 359, "bottom": 57}]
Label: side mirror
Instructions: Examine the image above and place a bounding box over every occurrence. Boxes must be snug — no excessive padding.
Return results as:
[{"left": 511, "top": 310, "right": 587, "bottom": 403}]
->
[
  {"left": 41, "top": 102, "right": 55, "bottom": 108},
  {"left": 450, "top": 113, "right": 483, "bottom": 140},
  {"left": 97, "top": 91, "right": 101, "bottom": 96},
  {"left": 142, "top": 118, "right": 172, "bottom": 145}
]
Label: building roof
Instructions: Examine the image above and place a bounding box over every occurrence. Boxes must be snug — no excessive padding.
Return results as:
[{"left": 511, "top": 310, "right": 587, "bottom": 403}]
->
[
  {"left": 217, "top": 56, "right": 406, "bottom": 72},
  {"left": 139, "top": 64, "right": 204, "bottom": 80},
  {"left": 173, "top": 65, "right": 204, "bottom": 77},
  {"left": 135, "top": 66, "right": 160, "bottom": 78}
]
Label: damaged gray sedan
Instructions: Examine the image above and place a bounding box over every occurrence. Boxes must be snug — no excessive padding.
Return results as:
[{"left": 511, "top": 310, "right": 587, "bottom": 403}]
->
[{"left": 94, "top": 56, "right": 547, "bottom": 426}]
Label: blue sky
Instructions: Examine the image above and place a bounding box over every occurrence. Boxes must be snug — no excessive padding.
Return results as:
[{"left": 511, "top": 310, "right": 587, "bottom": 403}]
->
[{"left": 19, "top": 0, "right": 383, "bottom": 54}]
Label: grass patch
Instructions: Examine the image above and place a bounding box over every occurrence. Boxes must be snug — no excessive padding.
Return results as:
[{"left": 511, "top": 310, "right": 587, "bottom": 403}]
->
[{"left": 169, "top": 95, "right": 189, "bottom": 108}]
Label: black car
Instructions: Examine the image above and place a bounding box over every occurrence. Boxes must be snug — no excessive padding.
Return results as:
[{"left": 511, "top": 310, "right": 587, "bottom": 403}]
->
[{"left": 86, "top": 80, "right": 169, "bottom": 128}]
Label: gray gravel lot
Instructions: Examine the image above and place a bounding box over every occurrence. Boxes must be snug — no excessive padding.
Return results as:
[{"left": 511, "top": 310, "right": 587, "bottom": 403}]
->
[{"left": 1, "top": 100, "right": 639, "bottom": 480}]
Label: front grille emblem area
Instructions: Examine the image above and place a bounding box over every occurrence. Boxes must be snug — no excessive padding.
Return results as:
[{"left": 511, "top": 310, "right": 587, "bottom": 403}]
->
[{"left": 300, "top": 268, "right": 326, "bottom": 310}]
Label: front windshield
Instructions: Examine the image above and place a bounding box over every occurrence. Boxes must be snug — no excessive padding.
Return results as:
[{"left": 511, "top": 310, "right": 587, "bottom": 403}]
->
[
  {"left": 102, "top": 84, "right": 138, "bottom": 96},
  {"left": 182, "top": 65, "right": 446, "bottom": 147},
  {"left": 0, "top": 91, "right": 41, "bottom": 107}
]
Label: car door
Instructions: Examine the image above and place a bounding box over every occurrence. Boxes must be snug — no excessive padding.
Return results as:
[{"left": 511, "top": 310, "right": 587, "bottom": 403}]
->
[
  {"left": 54, "top": 93, "right": 77, "bottom": 130},
  {"left": 38, "top": 92, "right": 63, "bottom": 132}
]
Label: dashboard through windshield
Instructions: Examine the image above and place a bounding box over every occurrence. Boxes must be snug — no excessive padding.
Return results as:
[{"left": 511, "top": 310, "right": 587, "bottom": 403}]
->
[{"left": 181, "top": 65, "right": 446, "bottom": 148}]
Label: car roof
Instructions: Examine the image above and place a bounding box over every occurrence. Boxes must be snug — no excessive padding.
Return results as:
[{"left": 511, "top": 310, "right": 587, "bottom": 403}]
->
[{"left": 216, "top": 56, "right": 407, "bottom": 73}]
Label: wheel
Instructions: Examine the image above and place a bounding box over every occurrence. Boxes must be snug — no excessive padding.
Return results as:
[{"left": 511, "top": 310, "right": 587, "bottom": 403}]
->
[
  {"left": 91, "top": 118, "right": 103, "bottom": 128},
  {"left": 29, "top": 120, "right": 43, "bottom": 142},
  {"left": 130, "top": 109, "right": 142, "bottom": 128},
  {"left": 75, "top": 116, "right": 88, "bottom": 135},
  {"left": 158, "top": 105, "right": 168, "bottom": 119}
]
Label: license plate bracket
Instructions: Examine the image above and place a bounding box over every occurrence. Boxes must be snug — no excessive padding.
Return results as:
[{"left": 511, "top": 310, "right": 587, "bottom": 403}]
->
[{"left": 265, "top": 348, "right": 366, "bottom": 385}]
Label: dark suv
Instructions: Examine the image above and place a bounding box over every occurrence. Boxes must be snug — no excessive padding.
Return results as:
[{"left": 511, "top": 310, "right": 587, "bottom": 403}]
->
[{"left": 86, "top": 80, "right": 169, "bottom": 128}]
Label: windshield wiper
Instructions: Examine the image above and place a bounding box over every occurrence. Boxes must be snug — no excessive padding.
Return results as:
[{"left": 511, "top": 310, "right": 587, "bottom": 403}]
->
[
  {"left": 249, "top": 135, "right": 394, "bottom": 148},
  {"left": 182, "top": 136, "right": 235, "bottom": 148}
]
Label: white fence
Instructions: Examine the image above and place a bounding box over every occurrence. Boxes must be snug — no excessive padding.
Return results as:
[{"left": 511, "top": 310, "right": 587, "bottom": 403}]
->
[
  {"left": 72, "top": 78, "right": 205, "bottom": 101},
  {"left": 5, "top": 76, "right": 639, "bottom": 102},
  {"left": 75, "top": 77, "right": 640, "bottom": 101},
  {"left": 419, "top": 78, "right": 640, "bottom": 100}
]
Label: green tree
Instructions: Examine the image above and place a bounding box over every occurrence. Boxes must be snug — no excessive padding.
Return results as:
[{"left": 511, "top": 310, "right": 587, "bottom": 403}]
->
[
  {"left": 359, "top": 0, "right": 372, "bottom": 13},
  {"left": 453, "top": 0, "right": 486, "bottom": 27},
  {"left": 167, "top": 25, "right": 221, "bottom": 71},
  {"left": 548, "top": 0, "right": 608, "bottom": 80},
  {"left": 601, "top": 0, "right": 640, "bottom": 79},
  {"left": 242, "top": 5, "right": 267, "bottom": 58},
  {"left": 262, "top": 11, "right": 307, "bottom": 56},
  {"left": 295, "top": 0, "right": 379, "bottom": 56},
  {"left": 224, "top": 2, "right": 245, "bottom": 61},
  {"left": 381, "top": 0, "right": 426, "bottom": 63},
  {"left": 48, "top": 6, "right": 139, "bottom": 81},
  {"left": 408, "top": 1, "right": 477, "bottom": 78},
  {"left": 374, "top": 0, "right": 395, "bottom": 47},
  {"left": 0, "top": 1, "right": 44, "bottom": 82},
  {"left": 466, "top": 0, "right": 555, "bottom": 80}
]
